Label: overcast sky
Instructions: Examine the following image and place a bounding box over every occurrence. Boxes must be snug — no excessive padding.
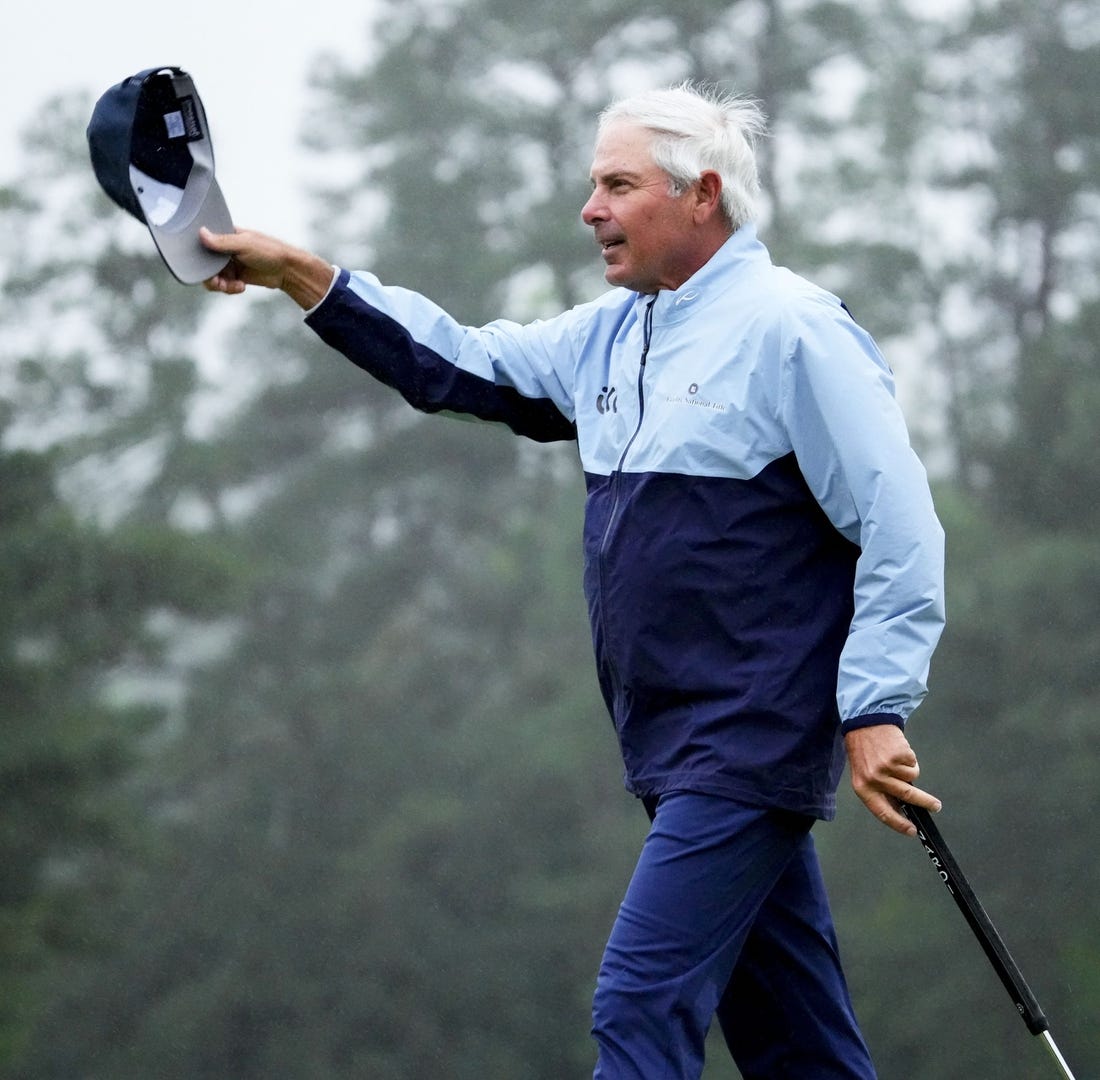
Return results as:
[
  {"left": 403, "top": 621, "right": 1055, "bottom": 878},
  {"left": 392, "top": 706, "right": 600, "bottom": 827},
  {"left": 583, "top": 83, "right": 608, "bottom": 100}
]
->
[{"left": 1, "top": 0, "right": 379, "bottom": 242}]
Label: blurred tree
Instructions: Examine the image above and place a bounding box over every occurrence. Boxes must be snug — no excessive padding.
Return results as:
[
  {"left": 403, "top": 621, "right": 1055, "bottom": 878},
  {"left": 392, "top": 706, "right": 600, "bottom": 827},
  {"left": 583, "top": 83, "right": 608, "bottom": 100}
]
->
[
  {"left": 0, "top": 446, "right": 242, "bottom": 1069},
  {"left": 915, "top": 0, "right": 1100, "bottom": 493},
  {"left": 8, "top": 0, "right": 1100, "bottom": 1077},
  {"left": 0, "top": 96, "right": 245, "bottom": 1073},
  {"left": 824, "top": 2, "right": 1100, "bottom": 1075}
]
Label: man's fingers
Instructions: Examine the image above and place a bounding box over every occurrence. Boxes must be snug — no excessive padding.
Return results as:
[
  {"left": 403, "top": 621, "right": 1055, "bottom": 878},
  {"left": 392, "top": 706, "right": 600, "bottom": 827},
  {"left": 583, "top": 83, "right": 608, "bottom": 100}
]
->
[
  {"left": 198, "top": 225, "right": 238, "bottom": 252},
  {"left": 872, "top": 799, "right": 914, "bottom": 836},
  {"left": 863, "top": 792, "right": 918, "bottom": 837},
  {"left": 200, "top": 228, "right": 269, "bottom": 293},
  {"left": 858, "top": 774, "right": 942, "bottom": 814},
  {"left": 203, "top": 273, "right": 245, "bottom": 294},
  {"left": 901, "top": 783, "right": 940, "bottom": 813},
  {"left": 844, "top": 725, "right": 941, "bottom": 836},
  {"left": 859, "top": 783, "right": 942, "bottom": 837}
]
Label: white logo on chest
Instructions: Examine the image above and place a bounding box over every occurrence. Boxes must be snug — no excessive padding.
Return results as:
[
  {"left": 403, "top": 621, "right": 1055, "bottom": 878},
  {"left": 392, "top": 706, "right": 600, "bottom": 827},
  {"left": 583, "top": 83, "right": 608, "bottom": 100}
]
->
[{"left": 664, "top": 381, "right": 727, "bottom": 412}]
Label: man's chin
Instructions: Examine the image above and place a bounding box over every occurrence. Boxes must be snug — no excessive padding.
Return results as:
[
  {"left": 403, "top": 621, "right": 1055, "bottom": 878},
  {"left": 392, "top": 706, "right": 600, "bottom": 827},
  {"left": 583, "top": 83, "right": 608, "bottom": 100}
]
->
[{"left": 603, "top": 263, "right": 633, "bottom": 289}]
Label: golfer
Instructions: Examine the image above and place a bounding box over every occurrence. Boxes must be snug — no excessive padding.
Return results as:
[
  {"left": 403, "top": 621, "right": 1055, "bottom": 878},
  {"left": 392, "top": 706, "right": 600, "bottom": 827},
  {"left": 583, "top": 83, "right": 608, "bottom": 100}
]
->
[{"left": 202, "top": 83, "right": 945, "bottom": 1079}]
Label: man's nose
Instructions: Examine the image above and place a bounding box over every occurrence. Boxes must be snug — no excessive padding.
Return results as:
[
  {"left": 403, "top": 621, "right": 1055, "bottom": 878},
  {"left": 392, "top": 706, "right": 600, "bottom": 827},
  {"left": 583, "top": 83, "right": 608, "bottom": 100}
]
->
[{"left": 581, "top": 189, "right": 607, "bottom": 226}]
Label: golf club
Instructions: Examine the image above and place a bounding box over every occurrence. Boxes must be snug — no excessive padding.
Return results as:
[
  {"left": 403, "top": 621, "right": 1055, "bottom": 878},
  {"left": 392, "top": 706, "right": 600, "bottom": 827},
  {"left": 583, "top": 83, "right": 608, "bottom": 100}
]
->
[{"left": 900, "top": 803, "right": 1077, "bottom": 1080}]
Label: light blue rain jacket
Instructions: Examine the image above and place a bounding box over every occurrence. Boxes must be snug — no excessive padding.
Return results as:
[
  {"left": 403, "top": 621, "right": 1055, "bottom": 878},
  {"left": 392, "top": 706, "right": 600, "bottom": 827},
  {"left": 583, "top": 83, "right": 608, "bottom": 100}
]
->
[{"left": 307, "top": 223, "right": 945, "bottom": 818}]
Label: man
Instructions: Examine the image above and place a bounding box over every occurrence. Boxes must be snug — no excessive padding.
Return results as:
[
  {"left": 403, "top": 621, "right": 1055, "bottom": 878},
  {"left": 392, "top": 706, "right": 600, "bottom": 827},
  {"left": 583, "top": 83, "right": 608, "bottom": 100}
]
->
[{"left": 202, "top": 83, "right": 945, "bottom": 1079}]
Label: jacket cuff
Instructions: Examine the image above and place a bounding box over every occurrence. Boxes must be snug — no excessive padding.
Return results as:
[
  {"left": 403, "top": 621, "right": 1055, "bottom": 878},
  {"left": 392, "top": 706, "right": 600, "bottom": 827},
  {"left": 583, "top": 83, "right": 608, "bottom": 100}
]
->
[
  {"left": 303, "top": 265, "right": 344, "bottom": 319},
  {"left": 842, "top": 712, "right": 905, "bottom": 733}
]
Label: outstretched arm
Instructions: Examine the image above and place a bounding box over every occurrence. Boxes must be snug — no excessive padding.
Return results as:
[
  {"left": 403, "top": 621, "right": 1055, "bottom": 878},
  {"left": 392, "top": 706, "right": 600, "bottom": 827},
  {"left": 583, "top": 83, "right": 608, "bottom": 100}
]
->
[{"left": 199, "top": 227, "right": 335, "bottom": 310}]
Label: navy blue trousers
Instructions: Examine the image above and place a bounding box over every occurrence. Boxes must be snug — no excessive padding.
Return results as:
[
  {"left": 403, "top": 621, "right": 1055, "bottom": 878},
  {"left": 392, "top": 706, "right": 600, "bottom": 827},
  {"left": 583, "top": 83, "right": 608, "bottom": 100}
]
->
[{"left": 592, "top": 792, "right": 876, "bottom": 1079}]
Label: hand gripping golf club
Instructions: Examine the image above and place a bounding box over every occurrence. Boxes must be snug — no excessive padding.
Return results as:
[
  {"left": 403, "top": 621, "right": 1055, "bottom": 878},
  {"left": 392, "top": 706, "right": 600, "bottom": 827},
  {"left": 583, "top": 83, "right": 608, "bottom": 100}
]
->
[{"left": 901, "top": 804, "right": 1077, "bottom": 1080}]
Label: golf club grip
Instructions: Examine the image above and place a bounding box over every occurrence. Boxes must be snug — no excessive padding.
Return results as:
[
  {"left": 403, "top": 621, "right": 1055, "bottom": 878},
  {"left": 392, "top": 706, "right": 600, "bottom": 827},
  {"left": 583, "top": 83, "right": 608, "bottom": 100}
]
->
[{"left": 902, "top": 804, "right": 1049, "bottom": 1036}]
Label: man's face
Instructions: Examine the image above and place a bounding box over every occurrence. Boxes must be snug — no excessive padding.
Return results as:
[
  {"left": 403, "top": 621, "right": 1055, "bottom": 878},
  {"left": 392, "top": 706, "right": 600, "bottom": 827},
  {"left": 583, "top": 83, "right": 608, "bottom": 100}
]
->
[{"left": 581, "top": 120, "right": 702, "bottom": 294}]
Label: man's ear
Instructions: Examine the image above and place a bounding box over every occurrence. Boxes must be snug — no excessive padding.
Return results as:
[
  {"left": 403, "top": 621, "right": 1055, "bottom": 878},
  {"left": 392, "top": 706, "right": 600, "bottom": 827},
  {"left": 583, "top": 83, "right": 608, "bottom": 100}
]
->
[{"left": 692, "top": 170, "right": 724, "bottom": 224}]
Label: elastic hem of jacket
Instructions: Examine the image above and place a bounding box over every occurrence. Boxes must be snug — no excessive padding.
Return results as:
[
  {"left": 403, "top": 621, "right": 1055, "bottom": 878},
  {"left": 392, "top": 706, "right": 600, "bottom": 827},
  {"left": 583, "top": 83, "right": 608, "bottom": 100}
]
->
[{"left": 841, "top": 712, "right": 905, "bottom": 733}]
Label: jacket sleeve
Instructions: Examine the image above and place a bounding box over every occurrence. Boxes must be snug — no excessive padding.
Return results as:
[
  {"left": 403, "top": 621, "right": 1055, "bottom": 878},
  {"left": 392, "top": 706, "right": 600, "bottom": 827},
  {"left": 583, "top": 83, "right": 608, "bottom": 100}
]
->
[
  {"left": 779, "top": 295, "right": 946, "bottom": 728},
  {"left": 304, "top": 268, "right": 579, "bottom": 443}
]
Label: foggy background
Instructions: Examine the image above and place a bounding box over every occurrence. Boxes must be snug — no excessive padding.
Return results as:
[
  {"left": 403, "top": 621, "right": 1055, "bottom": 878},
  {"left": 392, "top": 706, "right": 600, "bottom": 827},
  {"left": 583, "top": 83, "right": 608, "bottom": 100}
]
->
[{"left": 2, "top": 0, "right": 1098, "bottom": 1076}]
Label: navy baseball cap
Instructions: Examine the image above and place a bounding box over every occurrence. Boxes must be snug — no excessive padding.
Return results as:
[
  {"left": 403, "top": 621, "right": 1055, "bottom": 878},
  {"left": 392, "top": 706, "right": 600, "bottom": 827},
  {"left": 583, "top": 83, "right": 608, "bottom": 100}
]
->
[{"left": 88, "top": 67, "right": 233, "bottom": 284}]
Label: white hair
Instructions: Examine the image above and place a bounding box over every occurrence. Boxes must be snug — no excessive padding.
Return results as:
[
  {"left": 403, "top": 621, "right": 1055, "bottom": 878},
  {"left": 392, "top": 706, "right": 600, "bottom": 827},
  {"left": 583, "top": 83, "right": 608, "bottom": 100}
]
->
[{"left": 597, "top": 83, "right": 768, "bottom": 230}]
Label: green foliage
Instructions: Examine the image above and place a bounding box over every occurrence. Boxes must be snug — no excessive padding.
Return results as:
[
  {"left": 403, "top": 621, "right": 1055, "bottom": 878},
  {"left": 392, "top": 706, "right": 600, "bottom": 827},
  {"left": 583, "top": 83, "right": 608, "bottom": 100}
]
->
[
  {"left": 854, "top": 484, "right": 1100, "bottom": 1079},
  {"left": 0, "top": 446, "right": 242, "bottom": 1068}
]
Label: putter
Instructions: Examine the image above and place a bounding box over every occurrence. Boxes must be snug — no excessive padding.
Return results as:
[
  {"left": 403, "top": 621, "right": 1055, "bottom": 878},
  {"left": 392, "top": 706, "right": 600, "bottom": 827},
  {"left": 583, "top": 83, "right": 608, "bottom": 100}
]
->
[{"left": 901, "top": 804, "right": 1077, "bottom": 1080}]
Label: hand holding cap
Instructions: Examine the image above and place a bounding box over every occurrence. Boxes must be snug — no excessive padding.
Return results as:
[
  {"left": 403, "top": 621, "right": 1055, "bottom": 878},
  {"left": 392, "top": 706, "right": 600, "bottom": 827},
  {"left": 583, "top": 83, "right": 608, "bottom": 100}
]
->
[{"left": 87, "top": 66, "right": 233, "bottom": 284}]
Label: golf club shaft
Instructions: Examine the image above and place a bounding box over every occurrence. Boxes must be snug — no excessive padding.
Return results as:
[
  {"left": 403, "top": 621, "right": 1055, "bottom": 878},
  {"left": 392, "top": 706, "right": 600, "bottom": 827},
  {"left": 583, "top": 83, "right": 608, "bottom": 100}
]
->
[
  {"left": 1042, "top": 1031, "right": 1077, "bottom": 1080},
  {"left": 901, "top": 804, "right": 1077, "bottom": 1080}
]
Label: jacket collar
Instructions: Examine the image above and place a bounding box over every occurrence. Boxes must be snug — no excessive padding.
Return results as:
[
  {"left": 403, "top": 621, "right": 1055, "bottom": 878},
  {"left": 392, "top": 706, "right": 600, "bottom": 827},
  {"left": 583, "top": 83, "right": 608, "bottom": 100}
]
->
[{"left": 636, "top": 222, "right": 770, "bottom": 326}]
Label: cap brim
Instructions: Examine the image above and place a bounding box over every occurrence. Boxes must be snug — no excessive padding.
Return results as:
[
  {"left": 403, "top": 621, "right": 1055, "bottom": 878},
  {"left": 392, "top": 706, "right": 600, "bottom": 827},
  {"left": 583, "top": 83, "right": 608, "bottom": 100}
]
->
[
  {"left": 123, "top": 68, "right": 234, "bottom": 285},
  {"left": 146, "top": 174, "right": 233, "bottom": 285}
]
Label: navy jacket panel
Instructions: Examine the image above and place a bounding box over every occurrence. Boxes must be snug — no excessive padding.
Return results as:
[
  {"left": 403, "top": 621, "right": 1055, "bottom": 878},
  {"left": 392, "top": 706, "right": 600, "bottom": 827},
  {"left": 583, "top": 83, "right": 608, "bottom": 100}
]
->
[{"left": 583, "top": 457, "right": 857, "bottom": 816}]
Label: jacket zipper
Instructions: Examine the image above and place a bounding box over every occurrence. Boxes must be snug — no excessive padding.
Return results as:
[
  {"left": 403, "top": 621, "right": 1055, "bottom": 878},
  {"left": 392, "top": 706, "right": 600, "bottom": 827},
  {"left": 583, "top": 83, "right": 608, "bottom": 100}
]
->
[
  {"left": 600, "top": 295, "right": 656, "bottom": 553},
  {"left": 596, "top": 296, "right": 657, "bottom": 716},
  {"left": 614, "top": 295, "right": 657, "bottom": 476}
]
